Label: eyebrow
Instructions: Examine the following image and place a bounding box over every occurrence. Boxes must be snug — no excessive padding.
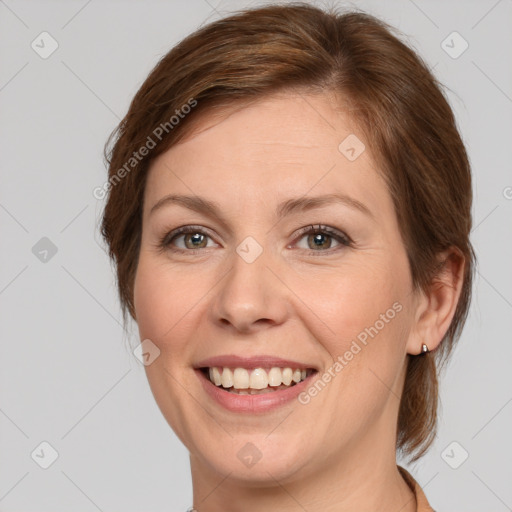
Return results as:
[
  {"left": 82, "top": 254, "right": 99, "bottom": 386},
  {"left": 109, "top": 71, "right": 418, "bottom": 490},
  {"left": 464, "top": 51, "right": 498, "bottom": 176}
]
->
[{"left": 149, "top": 193, "right": 375, "bottom": 222}]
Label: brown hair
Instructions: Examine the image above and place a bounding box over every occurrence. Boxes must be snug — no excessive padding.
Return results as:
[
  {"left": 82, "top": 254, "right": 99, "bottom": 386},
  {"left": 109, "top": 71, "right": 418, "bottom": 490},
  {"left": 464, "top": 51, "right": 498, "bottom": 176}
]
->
[{"left": 100, "top": 2, "right": 476, "bottom": 462}]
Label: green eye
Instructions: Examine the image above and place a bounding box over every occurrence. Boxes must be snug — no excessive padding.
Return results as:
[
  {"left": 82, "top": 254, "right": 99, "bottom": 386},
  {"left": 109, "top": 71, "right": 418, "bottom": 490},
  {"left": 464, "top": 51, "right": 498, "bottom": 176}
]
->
[{"left": 293, "top": 224, "right": 352, "bottom": 252}]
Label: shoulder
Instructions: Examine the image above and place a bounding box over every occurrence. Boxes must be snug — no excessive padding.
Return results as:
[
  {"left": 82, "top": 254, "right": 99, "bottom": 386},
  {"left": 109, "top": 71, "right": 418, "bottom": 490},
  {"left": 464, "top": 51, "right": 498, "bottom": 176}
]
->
[{"left": 397, "top": 465, "right": 436, "bottom": 512}]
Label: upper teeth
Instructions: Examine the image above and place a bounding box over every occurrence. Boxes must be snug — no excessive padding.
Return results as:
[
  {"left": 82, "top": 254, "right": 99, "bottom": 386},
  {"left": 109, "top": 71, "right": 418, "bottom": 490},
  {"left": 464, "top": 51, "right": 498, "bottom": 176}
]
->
[{"left": 208, "top": 367, "right": 310, "bottom": 389}]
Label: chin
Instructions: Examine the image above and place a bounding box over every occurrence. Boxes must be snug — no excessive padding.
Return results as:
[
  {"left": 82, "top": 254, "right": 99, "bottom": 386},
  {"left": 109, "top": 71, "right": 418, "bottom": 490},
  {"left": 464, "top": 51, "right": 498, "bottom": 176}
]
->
[{"left": 191, "top": 431, "right": 314, "bottom": 484}]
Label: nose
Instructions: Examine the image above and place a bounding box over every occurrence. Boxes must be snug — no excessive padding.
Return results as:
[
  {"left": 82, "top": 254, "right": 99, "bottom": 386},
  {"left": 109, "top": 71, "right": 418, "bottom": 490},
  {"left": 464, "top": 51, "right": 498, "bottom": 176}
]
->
[{"left": 209, "top": 246, "right": 290, "bottom": 334}]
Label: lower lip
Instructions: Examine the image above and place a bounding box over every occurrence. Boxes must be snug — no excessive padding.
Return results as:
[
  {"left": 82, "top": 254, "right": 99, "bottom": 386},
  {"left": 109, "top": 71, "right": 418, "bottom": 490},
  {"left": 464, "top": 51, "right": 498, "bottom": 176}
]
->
[{"left": 195, "top": 369, "right": 316, "bottom": 413}]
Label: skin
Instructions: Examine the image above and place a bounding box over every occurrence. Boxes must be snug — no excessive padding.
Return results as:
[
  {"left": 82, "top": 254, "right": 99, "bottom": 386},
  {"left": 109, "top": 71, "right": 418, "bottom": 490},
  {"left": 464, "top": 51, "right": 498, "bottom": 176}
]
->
[{"left": 133, "top": 90, "right": 464, "bottom": 512}]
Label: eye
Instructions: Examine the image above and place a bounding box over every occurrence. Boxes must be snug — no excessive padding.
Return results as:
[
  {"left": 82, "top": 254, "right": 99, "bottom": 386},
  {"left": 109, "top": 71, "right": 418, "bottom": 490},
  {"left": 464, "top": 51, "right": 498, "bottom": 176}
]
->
[
  {"left": 157, "top": 223, "right": 352, "bottom": 255},
  {"left": 159, "top": 225, "right": 217, "bottom": 253},
  {"left": 292, "top": 224, "right": 352, "bottom": 253}
]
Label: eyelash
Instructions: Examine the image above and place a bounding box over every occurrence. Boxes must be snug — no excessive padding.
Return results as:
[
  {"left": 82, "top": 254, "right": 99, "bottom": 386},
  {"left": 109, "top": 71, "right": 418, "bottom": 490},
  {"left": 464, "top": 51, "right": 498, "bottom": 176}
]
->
[{"left": 157, "top": 224, "right": 353, "bottom": 256}]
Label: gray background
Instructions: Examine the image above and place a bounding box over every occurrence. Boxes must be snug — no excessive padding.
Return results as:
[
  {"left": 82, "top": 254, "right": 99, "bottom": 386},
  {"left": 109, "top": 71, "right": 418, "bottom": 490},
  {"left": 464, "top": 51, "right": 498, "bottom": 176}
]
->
[{"left": 1, "top": 0, "right": 511, "bottom": 510}]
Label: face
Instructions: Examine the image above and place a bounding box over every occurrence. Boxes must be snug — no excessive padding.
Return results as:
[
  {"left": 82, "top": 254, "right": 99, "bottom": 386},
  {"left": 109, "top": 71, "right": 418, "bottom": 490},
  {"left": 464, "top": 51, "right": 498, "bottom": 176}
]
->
[{"left": 133, "top": 91, "right": 420, "bottom": 484}]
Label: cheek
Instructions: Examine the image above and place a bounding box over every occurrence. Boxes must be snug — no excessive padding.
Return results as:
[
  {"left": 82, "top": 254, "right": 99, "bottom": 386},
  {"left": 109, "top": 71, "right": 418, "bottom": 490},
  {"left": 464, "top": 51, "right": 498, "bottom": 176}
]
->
[
  {"left": 294, "top": 261, "right": 408, "bottom": 400},
  {"left": 133, "top": 255, "right": 197, "bottom": 347},
  {"left": 133, "top": 252, "right": 224, "bottom": 370},
  {"left": 291, "top": 258, "right": 404, "bottom": 348}
]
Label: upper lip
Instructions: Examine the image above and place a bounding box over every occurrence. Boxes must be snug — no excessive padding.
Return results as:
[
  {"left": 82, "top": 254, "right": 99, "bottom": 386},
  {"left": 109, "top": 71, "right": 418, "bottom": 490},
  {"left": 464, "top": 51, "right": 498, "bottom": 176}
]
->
[{"left": 194, "top": 355, "right": 318, "bottom": 371}]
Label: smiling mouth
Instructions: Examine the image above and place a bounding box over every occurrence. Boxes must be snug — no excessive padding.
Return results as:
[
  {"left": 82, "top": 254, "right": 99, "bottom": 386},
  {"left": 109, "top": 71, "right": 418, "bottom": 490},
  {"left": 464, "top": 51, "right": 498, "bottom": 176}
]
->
[{"left": 200, "top": 366, "right": 317, "bottom": 395}]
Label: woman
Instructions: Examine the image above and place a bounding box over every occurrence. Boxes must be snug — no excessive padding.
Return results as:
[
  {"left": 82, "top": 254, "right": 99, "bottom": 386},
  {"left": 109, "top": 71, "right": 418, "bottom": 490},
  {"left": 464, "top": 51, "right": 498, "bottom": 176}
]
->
[{"left": 100, "top": 3, "right": 475, "bottom": 510}]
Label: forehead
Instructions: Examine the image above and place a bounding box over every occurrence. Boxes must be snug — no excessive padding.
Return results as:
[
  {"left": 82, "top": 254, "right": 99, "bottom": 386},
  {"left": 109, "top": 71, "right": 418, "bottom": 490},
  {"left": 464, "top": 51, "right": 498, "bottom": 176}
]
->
[{"left": 144, "top": 91, "right": 390, "bottom": 219}]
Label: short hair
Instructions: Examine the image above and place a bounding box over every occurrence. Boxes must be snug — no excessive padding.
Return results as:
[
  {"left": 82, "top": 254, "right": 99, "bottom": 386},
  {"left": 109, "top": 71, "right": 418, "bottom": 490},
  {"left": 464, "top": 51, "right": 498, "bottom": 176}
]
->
[{"left": 100, "top": 2, "right": 476, "bottom": 462}]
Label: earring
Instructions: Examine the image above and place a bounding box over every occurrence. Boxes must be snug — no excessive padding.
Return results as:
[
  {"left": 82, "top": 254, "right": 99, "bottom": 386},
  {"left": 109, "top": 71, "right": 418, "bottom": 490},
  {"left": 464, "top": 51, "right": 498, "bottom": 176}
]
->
[{"left": 421, "top": 343, "right": 429, "bottom": 354}]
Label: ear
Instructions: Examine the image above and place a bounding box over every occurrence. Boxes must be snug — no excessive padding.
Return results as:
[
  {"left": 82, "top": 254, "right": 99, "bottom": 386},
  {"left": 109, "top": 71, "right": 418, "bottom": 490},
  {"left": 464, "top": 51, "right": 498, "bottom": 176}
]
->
[{"left": 406, "top": 247, "right": 466, "bottom": 355}]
